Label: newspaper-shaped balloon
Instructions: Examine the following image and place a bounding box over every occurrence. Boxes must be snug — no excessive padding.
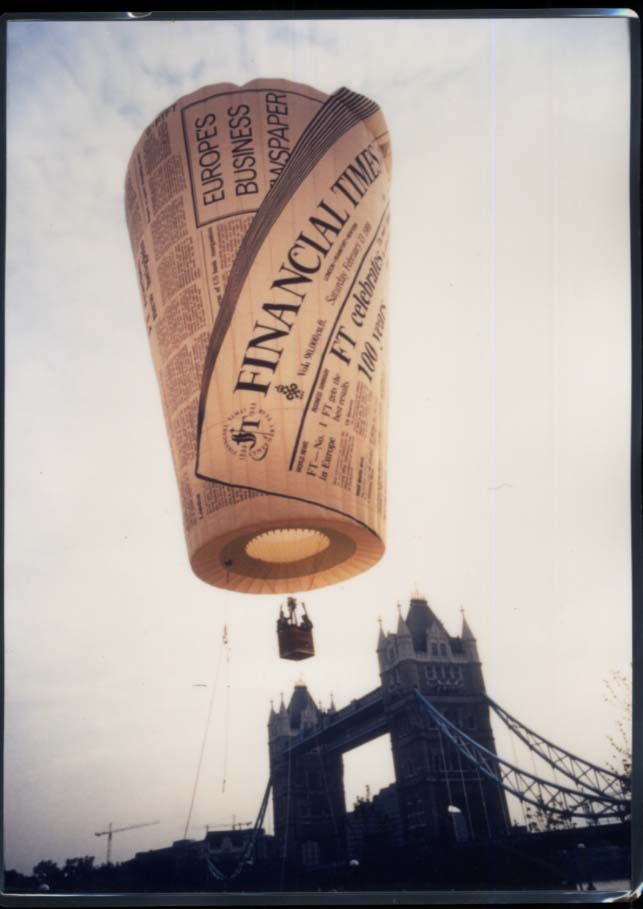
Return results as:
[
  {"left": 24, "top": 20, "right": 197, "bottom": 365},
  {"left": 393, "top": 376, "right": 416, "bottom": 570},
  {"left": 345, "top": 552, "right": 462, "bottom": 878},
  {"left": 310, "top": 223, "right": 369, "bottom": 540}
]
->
[{"left": 125, "top": 79, "right": 392, "bottom": 593}]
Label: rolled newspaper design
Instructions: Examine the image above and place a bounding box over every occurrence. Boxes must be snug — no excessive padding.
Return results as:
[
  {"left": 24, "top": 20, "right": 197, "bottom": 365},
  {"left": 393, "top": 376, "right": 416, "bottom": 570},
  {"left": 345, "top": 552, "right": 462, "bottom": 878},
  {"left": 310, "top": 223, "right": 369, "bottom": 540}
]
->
[{"left": 125, "top": 79, "right": 391, "bottom": 593}]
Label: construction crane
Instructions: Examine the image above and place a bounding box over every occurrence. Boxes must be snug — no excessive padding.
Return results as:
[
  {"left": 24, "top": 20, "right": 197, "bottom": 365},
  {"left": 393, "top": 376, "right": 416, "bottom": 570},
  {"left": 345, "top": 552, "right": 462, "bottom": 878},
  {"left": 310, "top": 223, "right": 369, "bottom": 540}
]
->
[
  {"left": 94, "top": 820, "right": 159, "bottom": 864},
  {"left": 192, "top": 817, "right": 253, "bottom": 834},
  {"left": 190, "top": 814, "right": 254, "bottom": 835}
]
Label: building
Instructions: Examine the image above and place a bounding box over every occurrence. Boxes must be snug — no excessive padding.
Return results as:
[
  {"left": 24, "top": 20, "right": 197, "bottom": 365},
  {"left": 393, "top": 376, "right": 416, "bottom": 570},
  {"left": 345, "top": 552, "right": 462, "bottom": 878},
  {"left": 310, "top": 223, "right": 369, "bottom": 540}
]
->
[
  {"left": 346, "top": 782, "right": 403, "bottom": 860},
  {"left": 131, "top": 828, "right": 275, "bottom": 887}
]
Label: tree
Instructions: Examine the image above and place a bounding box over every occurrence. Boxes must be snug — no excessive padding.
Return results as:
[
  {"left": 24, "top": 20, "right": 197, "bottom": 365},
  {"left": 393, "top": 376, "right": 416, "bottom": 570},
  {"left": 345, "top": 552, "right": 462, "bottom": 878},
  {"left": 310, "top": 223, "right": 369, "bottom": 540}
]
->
[
  {"left": 604, "top": 668, "right": 631, "bottom": 798},
  {"left": 4, "top": 868, "right": 37, "bottom": 892},
  {"left": 63, "top": 856, "right": 95, "bottom": 887},
  {"left": 33, "top": 859, "right": 64, "bottom": 889},
  {"left": 524, "top": 797, "right": 575, "bottom": 833}
]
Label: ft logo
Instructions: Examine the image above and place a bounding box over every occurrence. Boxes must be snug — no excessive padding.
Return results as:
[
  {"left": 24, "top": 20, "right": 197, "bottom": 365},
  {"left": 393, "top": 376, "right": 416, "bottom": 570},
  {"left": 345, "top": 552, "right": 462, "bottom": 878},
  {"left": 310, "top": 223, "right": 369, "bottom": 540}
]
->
[{"left": 223, "top": 406, "right": 275, "bottom": 461}]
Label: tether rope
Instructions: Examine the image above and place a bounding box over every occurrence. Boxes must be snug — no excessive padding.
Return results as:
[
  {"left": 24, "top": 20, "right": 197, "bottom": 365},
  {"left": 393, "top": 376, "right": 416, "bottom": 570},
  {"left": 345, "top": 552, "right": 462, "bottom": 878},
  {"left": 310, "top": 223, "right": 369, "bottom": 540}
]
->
[
  {"left": 221, "top": 626, "right": 231, "bottom": 793},
  {"left": 183, "top": 625, "right": 226, "bottom": 840}
]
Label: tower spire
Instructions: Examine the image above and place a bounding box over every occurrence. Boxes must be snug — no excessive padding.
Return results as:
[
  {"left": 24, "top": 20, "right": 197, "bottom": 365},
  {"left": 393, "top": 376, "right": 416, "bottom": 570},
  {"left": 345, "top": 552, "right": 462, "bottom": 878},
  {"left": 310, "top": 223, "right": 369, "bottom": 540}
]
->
[
  {"left": 397, "top": 604, "right": 411, "bottom": 637},
  {"left": 377, "top": 616, "right": 386, "bottom": 650},
  {"left": 461, "top": 608, "right": 476, "bottom": 640}
]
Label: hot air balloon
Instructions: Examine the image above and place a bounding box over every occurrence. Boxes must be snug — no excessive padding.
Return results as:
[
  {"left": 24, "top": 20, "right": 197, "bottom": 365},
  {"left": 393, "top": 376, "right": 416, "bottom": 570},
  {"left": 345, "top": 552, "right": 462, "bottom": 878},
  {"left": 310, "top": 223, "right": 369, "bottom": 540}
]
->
[{"left": 125, "top": 78, "right": 391, "bottom": 612}]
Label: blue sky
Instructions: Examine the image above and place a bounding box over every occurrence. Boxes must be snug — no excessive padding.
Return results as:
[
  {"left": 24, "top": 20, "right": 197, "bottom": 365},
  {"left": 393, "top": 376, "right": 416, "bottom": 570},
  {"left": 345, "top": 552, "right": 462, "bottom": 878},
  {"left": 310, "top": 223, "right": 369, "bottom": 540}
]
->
[{"left": 4, "top": 15, "right": 633, "bottom": 876}]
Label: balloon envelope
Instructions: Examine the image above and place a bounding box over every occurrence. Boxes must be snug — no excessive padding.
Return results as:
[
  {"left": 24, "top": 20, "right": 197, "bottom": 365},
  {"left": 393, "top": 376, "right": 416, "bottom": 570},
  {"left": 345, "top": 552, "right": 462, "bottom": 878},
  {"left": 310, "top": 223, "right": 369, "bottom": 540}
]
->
[{"left": 125, "top": 79, "right": 392, "bottom": 593}]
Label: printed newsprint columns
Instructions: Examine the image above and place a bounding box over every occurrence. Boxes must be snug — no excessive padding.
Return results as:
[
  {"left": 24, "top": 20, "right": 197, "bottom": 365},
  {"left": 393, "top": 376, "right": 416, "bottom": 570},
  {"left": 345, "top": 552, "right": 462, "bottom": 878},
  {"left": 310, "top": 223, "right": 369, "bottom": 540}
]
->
[{"left": 125, "top": 79, "right": 392, "bottom": 593}]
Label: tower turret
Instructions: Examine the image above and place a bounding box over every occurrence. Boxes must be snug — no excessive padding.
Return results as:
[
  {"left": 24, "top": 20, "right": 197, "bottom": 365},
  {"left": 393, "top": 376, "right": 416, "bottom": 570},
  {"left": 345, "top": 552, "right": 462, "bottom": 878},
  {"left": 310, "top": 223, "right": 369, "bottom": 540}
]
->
[
  {"left": 460, "top": 609, "right": 484, "bottom": 692},
  {"left": 377, "top": 617, "right": 386, "bottom": 652},
  {"left": 396, "top": 604, "right": 414, "bottom": 661},
  {"left": 461, "top": 609, "right": 477, "bottom": 649},
  {"left": 287, "top": 679, "right": 320, "bottom": 732},
  {"left": 268, "top": 692, "right": 292, "bottom": 750}
]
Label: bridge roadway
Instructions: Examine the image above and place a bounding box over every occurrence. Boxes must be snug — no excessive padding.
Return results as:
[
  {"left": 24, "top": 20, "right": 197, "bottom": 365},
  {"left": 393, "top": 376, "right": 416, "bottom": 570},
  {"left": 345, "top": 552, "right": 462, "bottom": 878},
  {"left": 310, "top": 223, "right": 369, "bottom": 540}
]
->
[
  {"left": 286, "top": 687, "right": 387, "bottom": 755},
  {"left": 285, "top": 683, "right": 492, "bottom": 758},
  {"left": 510, "top": 820, "right": 630, "bottom": 850}
]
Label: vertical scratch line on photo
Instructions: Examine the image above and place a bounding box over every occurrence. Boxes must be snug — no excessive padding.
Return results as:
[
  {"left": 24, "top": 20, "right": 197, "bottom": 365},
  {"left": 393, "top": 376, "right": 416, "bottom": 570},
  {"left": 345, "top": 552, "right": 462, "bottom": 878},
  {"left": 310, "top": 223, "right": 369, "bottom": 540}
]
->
[{"left": 490, "top": 19, "right": 497, "bottom": 694}]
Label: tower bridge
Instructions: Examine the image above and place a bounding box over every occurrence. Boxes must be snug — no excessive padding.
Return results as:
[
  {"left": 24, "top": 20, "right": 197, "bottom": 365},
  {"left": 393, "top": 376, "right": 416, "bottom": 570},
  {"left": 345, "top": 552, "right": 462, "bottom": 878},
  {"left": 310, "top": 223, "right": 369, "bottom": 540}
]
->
[
  {"left": 267, "top": 596, "right": 630, "bottom": 872},
  {"left": 128, "top": 595, "right": 629, "bottom": 890},
  {"left": 268, "top": 596, "right": 511, "bottom": 866}
]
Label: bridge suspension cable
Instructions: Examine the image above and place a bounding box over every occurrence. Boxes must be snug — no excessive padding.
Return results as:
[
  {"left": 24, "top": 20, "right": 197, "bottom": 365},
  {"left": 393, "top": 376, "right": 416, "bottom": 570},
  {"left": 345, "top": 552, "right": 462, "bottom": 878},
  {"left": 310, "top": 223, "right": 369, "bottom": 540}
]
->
[
  {"left": 414, "top": 689, "right": 630, "bottom": 823},
  {"left": 484, "top": 694, "right": 629, "bottom": 801},
  {"left": 203, "top": 779, "right": 273, "bottom": 883},
  {"left": 229, "top": 778, "right": 272, "bottom": 880}
]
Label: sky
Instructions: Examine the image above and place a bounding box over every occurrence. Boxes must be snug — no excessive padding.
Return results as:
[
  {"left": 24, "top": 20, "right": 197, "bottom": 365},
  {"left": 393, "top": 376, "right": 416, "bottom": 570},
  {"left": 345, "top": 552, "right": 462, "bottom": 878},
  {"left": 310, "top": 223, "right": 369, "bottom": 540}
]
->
[{"left": 4, "top": 14, "right": 634, "bottom": 875}]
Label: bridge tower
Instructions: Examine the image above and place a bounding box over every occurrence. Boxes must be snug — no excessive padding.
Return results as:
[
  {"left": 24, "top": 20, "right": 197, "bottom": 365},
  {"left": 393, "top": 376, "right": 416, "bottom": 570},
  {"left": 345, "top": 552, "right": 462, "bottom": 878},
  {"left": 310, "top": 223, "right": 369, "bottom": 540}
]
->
[
  {"left": 378, "top": 597, "right": 511, "bottom": 845},
  {"left": 268, "top": 682, "right": 346, "bottom": 868}
]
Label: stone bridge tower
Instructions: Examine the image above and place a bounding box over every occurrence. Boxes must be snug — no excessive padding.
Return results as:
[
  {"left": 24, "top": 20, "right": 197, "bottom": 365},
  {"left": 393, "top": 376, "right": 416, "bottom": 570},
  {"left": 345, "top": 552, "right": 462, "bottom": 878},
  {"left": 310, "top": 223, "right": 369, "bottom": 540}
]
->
[
  {"left": 378, "top": 596, "right": 511, "bottom": 844},
  {"left": 268, "top": 682, "right": 346, "bottom": 868},
  {"left": 268, "top": 596, "right": 511, "bottom": 869}
]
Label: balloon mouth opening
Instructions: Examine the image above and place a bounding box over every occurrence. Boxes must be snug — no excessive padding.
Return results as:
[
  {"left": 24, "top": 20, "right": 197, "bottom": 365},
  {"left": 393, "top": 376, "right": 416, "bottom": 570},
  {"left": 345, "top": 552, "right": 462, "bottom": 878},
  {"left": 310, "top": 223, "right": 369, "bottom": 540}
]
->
[
  {"left": 245, "top": 528, "right": 331, "bottom": 564},
  {"left": 217, "top": 524, "right": 358, "bottom": 582}
]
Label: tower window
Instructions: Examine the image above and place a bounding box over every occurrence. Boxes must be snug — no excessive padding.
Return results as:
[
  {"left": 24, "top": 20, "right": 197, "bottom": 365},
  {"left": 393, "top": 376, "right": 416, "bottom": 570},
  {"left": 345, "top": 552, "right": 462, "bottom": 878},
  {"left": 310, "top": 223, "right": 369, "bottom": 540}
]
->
[
  {"left": 440, "top": 643, "right": 447, "bottom": 656},
  {"left": 307, "top": 770, "right": 321, "bottom": 789},
  {"left": 407, "top": 797, "right": 425, "bottom": 829},
  {"left": 301, "top": 840, "right": 321, "bottom": 867},
  {"left": 431, "top": 643, "right": 438, "bottom": 656}
]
